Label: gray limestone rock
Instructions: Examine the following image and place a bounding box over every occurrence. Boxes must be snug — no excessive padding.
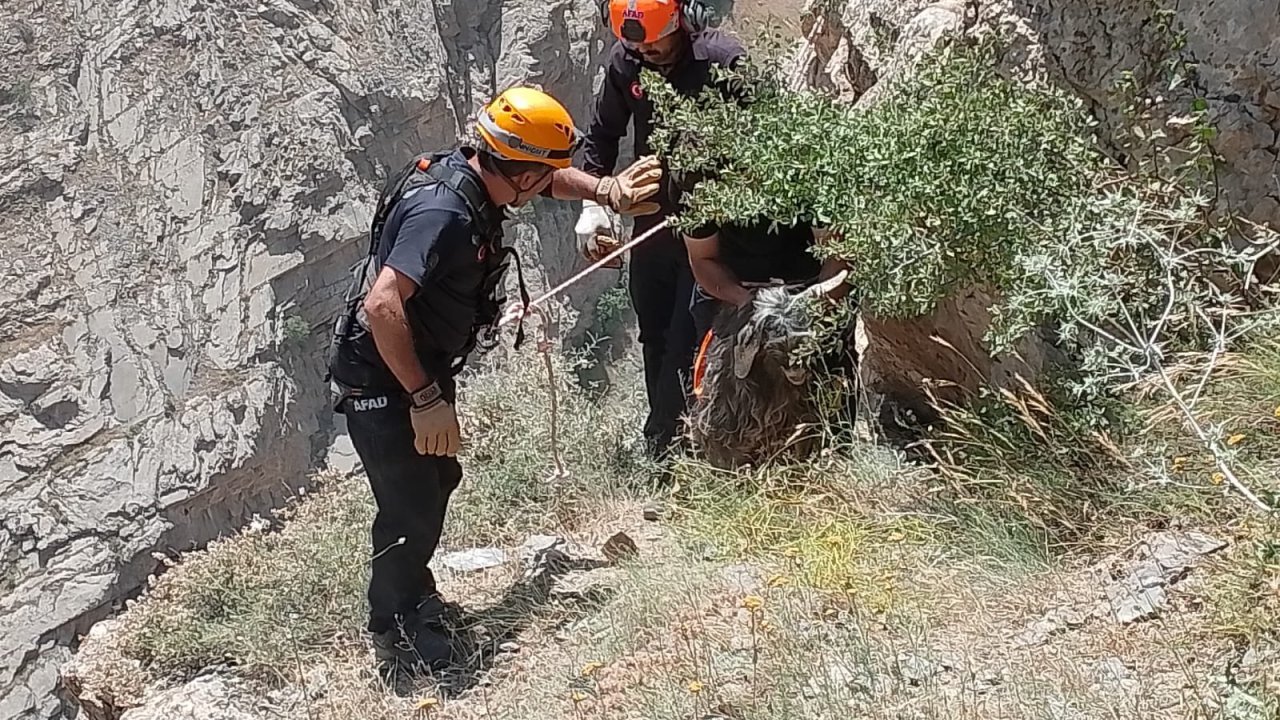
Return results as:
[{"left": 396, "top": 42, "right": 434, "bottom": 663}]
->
[
  {"left": 601, "top": 531, "right": 640, "bottom": 564},
  {"left": 1108, "top": 573, "right": 1170, "bottom": 624},
  {"left": 1104, "top": 531, "right": 1227, "bottom": 624},
  {"left": 1093, "top": 656, "right": 1138, "bottom": 693},
  {"left": 437, "top": 548, "right": 509, "bottom": 574},
  {"left": 1014, "top": 603, "right": 1090, "bottom": 647},
  {"left": 116, "top": 675, "right": 293, "bottom": 720},
  {"left": 549, "top": 567, "right": 623, "bottom": 602},
  {"left": 3, "top": 0, "right": 615, "bottom": 717},
  {"left": 1148, "top": 531, "right": 1228, "bottom": 576},
  {"left": 520, "top": 534, "right": 572, "bottom": 571},
  {"left": 896, "top": 653, "right": 944, "bottom": 686}
]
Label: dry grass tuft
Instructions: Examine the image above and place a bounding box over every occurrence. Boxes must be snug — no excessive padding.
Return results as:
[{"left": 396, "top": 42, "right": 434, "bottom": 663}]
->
[
  {"left": 447, "top": 347, "right": 649, "bottom": 545},
  {"left": 98, "top": 347, "right": 648, "bottom": 693},
  {"left": 670, "top": 445, "right": 948, "bottom": 612},
  {"left": 72, "top": 336, "right": 1280, "bottom": 720},
  {"left": 115, "top": 470, "right": 371, "bottom": 682}
]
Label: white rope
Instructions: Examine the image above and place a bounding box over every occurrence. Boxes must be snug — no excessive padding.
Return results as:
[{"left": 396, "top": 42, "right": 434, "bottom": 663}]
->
[{"left": 498, "top": 218, "right": 671, "bottom": 327}]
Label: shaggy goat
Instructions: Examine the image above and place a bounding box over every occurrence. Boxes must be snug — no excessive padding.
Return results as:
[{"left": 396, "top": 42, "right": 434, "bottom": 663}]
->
[{"left": 687, "top": 271, "right": 857, "bottom": 469}]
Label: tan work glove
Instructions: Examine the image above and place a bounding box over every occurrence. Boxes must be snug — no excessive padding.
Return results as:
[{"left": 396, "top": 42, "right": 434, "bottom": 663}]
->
[
  {"left": 594, "top": 155, "right": 663, "bottom": 217},
  {"left": 575, "top": 200, "right": 624, "bottom": 269},
  {"left": 410, "top": 382, "right": 460, "bottom": 457}
]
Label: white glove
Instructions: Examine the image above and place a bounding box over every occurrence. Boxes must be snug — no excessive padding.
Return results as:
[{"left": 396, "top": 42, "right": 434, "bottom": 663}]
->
[{"left": 575, "top": 199, "right": 624, "bottom": 269}]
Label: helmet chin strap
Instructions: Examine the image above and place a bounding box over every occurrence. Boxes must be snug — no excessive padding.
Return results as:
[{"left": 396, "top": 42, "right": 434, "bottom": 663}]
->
[{"left": 495, "top": 166, "right": 545, "bottom": 201}]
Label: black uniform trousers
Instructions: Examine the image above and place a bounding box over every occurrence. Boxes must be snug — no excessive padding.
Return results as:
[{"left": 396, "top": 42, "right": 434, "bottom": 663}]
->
[
  {"left": 629, "top": 225, "right": 698, "bottom": 456},
  {"left": 340, "top": 383, "right": 460, "bottom": 635}
]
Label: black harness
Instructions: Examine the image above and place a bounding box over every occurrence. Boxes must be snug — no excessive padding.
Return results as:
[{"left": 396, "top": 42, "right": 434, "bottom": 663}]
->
[{"left": 325, "top": 150, "right": 530, "bottom": 384}]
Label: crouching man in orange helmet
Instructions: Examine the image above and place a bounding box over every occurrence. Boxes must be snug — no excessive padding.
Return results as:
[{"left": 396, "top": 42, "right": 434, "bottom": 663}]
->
[
  {"left": 325, "top": 86, "right": 662, "bottom": 676},
  {"left": 550, "top": 0, "right": 749, "bottom": 463}
]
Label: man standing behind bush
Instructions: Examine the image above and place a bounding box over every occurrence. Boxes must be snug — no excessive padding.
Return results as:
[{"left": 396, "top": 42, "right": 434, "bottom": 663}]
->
[{"left": 573, "top": 0, "right": 746, "bottom": 461}]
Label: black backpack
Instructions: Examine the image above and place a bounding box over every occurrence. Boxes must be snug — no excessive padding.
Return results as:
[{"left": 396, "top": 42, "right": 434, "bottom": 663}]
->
[{"left": 325, "top": 151, "right": 529, "bottom": 382}]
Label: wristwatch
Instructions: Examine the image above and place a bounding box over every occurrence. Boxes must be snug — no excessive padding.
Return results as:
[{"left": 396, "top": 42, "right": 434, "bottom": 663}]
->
[
  {"left": 594, "top": 176, "right": 617, "bottom": 208},
  {"left": 410, "top": 382, "right": 444, "bottom": 410}
]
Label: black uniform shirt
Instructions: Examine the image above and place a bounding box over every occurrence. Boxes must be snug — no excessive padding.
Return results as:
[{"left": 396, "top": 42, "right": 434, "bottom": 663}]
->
[
  {"left": 336, "top": 146, "right": 505, "bottom": 389},
  {"left": 578, "top": 30, "right": 747, "bottom": 233}
]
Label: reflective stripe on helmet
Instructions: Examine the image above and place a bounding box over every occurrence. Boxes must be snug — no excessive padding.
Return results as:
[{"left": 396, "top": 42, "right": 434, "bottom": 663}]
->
[{"left": 477, "top": 111, "right": 579, "bottom": 161}]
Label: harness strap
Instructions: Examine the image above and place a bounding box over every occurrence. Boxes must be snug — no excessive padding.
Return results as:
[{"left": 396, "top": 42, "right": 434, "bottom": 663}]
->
[
  {"left": 426, "top": 160, "right": 501, "bottom": 243},
  {"left": 507, "top": 246, "right": 531, "bottom": 350},
  {"left": 425, "top": 162, "right": 531, "bottom": 352},
  {"left": 330, "top": 151, "right": 531, "bottom": 382}
]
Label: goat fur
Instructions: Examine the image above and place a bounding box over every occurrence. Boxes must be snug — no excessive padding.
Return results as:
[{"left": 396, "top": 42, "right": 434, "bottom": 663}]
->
[{"left": 687, "top": 272, "right": 856, "bottom": 469}]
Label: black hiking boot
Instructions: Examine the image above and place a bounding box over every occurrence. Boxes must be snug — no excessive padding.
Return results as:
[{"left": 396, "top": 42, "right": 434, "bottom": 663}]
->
[
  {"left": 372, "top": 595, "right": 459, "bottom": 675},
  {"left": 372, "top": 621, "right": 453, "bottom": 674}
]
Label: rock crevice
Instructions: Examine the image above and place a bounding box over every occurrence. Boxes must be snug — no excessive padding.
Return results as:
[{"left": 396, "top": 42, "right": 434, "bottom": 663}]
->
[{"left": 0, "top": 1, "right": 612, "bottom": 718}]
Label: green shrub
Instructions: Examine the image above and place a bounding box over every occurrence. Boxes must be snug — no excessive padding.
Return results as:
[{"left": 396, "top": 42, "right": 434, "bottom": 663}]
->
[
  {"left": 648, "top": 34, "right": 1099, "bottom": 344},
  {"left": 646, "top": 32, "right": 1267, "bottom": 352},
  {"left": 649, "top": 27, "right": 1280, "bottom": 515},
  {"left": 0, "top": 78, "right": 32, "bottom": 108},
  {"left": 589, "top": 282, "right": 632, "bottom": 340},
  {"left": 279, "top": 311, "right": 311, "bottom": 346}
]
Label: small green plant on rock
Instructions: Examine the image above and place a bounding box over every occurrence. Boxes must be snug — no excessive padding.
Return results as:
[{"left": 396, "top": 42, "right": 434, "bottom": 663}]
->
[
  {"left": 279, "top": 312, "right": 311, "bottom": 346},
  {"left": 590, "top": 283, "right": 632, "bottom": 340},
  {"left": 0, "top": 78, "right": 32, "bottom": 108}
]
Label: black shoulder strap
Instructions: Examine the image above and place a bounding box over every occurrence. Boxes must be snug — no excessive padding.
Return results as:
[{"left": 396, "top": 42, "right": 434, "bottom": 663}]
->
[
  {"left": 352, "top": 151, "right": 529, "bottom": 358},
  {"left": 369, "top": 152, "right": 444, "bottom": 259},
  {"left": 425, "top": 162, "right": 530, "bottom": 350},
  {"left": 423, "top": 162, "right": 502, "bottom": 245}
]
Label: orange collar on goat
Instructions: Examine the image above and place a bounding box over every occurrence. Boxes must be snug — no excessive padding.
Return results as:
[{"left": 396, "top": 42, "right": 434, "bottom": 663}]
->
[{"left": 693, "top": 329, "right": 714, "bottom": 399}]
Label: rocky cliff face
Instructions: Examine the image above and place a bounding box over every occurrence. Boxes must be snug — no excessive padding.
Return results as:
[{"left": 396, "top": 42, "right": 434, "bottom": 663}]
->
[
  {"left": 800, "top": 0, "right": 1278, "bottom": 225},
  {"left": 0, "top": 1, "right": 611, "bottom": 717},
  {"left": 794, "top": 0, "right": 1279, "bottom": 416},
  {"left": 1018, "top": 0, "right": 1279, "bottom": 233}
]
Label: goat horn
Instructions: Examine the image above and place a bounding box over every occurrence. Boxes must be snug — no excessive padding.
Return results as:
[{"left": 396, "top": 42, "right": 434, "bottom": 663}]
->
[{"left": 801, "top": 269, "right": 849, "bottom": 298}]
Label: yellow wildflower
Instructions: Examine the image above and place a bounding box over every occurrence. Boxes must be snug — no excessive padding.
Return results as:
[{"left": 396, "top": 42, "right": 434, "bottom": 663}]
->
[
  {"left": 1227, "top": 433, "right": 1246, "bottom": 446},
  {"left": 581, "top": 661, "right": 604, "bottom": 677},
  {"left": 888, "top": 531, "right": 906, "bottom": 542},
  {"left": 1274, "top": 405, "right": 1280, "bottom": 419},
  {"left": 741, "top": 595, "right": 764, "bottom": 612},
  {"left": 1171, "top": 456, "right": 1187, "bottom": 471},
  {"left": 571, "top": 691, "right": 588, "bottom": 703},
  {"left": 415, "top": 697, "right": 440, "bottom": 710},
  {"left": 1211, "top": 472, "right": 1226, "bottom": 485},
  {"left": 687, "top": 680, "right": 704, "bottom": 694}
]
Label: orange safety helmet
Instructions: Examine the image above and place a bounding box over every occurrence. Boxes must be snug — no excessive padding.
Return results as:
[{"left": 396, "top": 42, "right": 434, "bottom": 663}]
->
[
  {"left": 603, "top": 0, "right": 685, "bottom": 44},
  {"left": 476, "top": 87, "right": 580, "bottom": 170}
]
